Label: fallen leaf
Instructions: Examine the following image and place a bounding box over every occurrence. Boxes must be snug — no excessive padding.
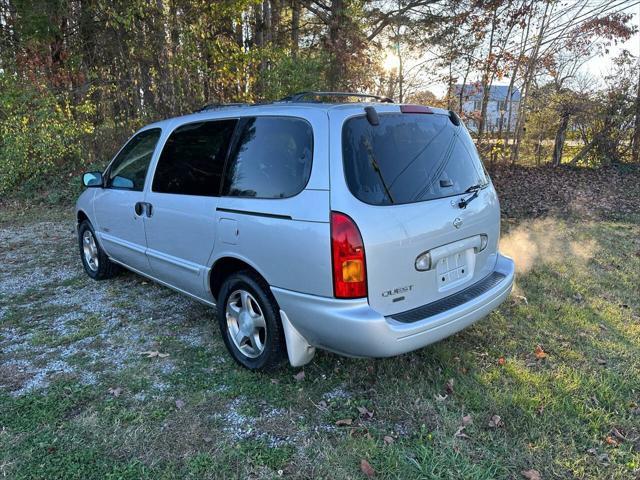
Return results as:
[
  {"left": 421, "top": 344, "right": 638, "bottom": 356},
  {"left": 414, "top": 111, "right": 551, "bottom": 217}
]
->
[
  {"left": 572, "top": 293, "right": 583, "bottom": 302},
  {"left": 610, "top": 428, "right": 627, "bottom": 442},
  {"left": 270, "top": 378, "right": 280, "bottom": 384},
  {"left": 293, "top": 371, "right": 305, "bottom": 382},
  {"left": 139, "top": 350, "right": 169, "bottom": 358},
  {"left": 596, "top": 358, "right": 607, "bottom": 365},
  {"left": 383, "top": 435, "right": 395, "bottom": 445},
  {"left": 318, "top": 400, "right": 328, "bottom": 409},
  {"left": 488, "top": 415, "right": 504, "bottom": 428},
  {"left": 335, "top": 418, "right": 353, "bottom": 426},
  {"left": 521, "top": 469, "right": 541, "bottom": 480},
  {"left": 360, "top": 459, "right": 375, "bottom": 478},
  {"left": 462, "top": 414, "right": 473, "bottom": 426},
  {"left": 498, "top": 356, "right": 506, "bottom": 366},
  {"left": 534, "top": 345, "right": 547, "bottom": 359},
  {"left": 605, "top": 435, "right": 618, "bottom": 446},
  {"left": 434, "top": 393, "right": 448, "bottom": 402},
  {"left": 454, "top": 426, "right": 470, "bottom": 439},
  {"left": 357, "top": 406, "right": 374, "bottom": 419},
  {"left": 515, "top": 295, "right": 528, "bottom": 305},
  {"left": 445, "top": 378, "right": 454, "bottom": 395},
  {"left": 175, "top": 399, "right": 185, "bottom": 410},
  {"left": 108, "top": 387, "right": 122, "bottom": 397}
]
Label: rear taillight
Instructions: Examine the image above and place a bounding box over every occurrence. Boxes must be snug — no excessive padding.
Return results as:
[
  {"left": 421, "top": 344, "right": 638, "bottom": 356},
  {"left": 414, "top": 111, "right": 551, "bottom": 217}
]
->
[{"left": 331, "top": 211, "right": 367, "bottom": 299}]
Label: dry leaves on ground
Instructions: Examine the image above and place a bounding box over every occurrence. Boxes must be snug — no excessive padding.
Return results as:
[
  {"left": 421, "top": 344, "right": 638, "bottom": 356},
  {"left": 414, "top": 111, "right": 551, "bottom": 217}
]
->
[
  {"left": 534, "top": 345, "right": 547, "bottom": 359},
  {"left": 488, "top": 414, "right": 504, "bottom": 428},
  {"left": 107, "top": 387, "right": 122, "bottom": 397},
  {"left": 357, "top": 406, "right": 374, "bottom": 419},
  {"left": 293, "top": 370, "right": 305, "bottom": 382},
  {"left": 360, "top": 459, "right": 375, "bottom": 478},
  {"left": 139, "top": 350, "right": 169, "bottom": 358},
  {"left": 521, "top": 469, "right": 541, "bottom": 480}
]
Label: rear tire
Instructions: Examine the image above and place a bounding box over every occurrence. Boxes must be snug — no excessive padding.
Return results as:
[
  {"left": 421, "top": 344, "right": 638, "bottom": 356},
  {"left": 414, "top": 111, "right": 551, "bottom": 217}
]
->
[
  {"left": 78, "top": 220, "right": 119, "bottom": 280},
  {"left": 217, "top": 271, "right": 287, "bottom": 371}
]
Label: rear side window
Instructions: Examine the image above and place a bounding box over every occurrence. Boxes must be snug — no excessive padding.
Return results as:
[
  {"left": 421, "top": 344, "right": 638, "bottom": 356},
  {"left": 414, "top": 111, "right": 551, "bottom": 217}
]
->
[
  {"left": 221, "top": 117, "right": 313, "bottom": 199},
  {"left": 107, "top": 128, "right": 161, "bottom": 191},
  {"left": 342, "top": 114, "right": 488, "bottom": 205},
  {"left": 153, "top": 120, "right": 237, "bottom": 196}
]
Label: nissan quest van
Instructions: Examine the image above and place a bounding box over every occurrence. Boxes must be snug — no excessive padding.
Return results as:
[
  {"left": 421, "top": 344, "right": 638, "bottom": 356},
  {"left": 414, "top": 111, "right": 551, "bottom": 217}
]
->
[{"left": 76, "top": 92, "right": 515, "bottom": 370}]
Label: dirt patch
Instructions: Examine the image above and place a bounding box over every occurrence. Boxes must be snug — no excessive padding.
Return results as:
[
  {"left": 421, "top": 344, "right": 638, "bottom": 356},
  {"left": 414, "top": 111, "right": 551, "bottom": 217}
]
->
[{"left": 0, "top": 362, "right": 35, "bottom": 392}]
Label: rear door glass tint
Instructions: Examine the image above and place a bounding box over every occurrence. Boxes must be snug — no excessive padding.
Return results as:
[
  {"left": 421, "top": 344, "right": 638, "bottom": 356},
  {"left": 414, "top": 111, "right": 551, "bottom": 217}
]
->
[
  {"left": 221, "top": 117, "right": 313, "bottom": 199},
  {"left": 342, "top": 113, "right": 488, "bottom": 205},
  {"left": 153, "top": 120, "right": 237, "bottom": 196}
]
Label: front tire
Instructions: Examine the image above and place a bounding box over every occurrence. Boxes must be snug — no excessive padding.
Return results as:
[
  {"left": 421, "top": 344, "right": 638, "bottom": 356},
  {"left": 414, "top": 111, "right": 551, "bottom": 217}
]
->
[
  {"left": 217, "top": 271, "right": 287, "bottom": 371},
  {"left": 78, "top": 220, "right": 119, "bottom": 280}
]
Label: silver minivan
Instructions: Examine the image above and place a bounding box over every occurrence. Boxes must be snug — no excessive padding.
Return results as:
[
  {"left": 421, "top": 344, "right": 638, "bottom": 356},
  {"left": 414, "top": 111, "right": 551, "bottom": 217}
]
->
[{"left": 76, "top": 92, "right": 515, "bottom": 370}]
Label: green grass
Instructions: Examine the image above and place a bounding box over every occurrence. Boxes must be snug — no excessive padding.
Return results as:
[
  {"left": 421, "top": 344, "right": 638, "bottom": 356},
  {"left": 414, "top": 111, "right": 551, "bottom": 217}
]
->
[{"left": 1, "top": 210, "right": 639, "bottom": 479}]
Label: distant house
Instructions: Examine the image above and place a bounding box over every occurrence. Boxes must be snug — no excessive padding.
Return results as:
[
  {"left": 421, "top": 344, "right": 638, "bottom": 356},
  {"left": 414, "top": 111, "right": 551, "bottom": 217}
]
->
[{"left": 454, "top": 84, "right": 521, "bottom": 133}]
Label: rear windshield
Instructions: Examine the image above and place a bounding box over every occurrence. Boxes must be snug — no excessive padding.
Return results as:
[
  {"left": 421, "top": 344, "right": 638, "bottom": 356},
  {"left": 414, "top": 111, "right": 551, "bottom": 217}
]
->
[{"left": 342, "top": 113, "right": 488, "bottom": 205}]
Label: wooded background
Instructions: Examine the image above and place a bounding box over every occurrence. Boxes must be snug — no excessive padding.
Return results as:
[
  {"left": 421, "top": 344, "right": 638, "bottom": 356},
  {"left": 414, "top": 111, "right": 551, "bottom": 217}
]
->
[{"left": 0, "top": 0, "right": 639, "bottom": 201}]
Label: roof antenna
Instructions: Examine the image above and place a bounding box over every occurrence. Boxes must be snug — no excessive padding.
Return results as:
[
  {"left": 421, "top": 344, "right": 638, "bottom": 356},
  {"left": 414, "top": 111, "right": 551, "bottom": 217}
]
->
[{"left": 365, "top": 106, "right": 379, "bottom": 126}]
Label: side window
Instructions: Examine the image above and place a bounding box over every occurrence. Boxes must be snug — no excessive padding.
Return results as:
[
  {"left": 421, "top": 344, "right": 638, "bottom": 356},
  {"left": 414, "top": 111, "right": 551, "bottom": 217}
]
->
[
  {"left": 107, "top": 128, "right": 161, "bottom": 191},
  {"left": 152, "top": 120, "right": 237, "bottom": 196},
  {"left": 221, "top": 117, "right": 313, "bottom": 199}
]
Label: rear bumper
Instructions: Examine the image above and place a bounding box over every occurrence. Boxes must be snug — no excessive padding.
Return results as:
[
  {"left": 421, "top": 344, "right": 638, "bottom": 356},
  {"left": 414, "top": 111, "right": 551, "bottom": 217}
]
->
[{"left": 271, "top": 253, "right": 514, "bottom": 358}]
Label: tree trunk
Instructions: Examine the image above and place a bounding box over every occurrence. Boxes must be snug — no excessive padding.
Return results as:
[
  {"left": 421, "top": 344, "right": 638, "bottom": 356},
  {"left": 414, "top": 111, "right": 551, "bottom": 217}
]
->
[
  {"left": 327, "top": 0, "right": 345, "bottom": 90},
  {"left": 551, "top": 112, "right": 570, "bottom": 167},
  {"left": 458, "top": 57, "right": 472, "bottom": 115},
  {"left": 477, "top": 7, "right": 497, "bottom": 142},
  {"left": 632, "top": 67, "right": 640, "bottom": 164},
  {"left": 291, "top": 0, "right": 300, "bottom": 58},
  {"left": 510, "top": 0, "right": 551, "bottom": 165}
]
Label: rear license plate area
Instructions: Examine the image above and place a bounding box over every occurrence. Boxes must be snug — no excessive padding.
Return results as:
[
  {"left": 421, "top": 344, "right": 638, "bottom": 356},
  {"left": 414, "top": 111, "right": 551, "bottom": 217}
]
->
[{"left": 436, "top": 249, "right": 474, "bottom": 291}]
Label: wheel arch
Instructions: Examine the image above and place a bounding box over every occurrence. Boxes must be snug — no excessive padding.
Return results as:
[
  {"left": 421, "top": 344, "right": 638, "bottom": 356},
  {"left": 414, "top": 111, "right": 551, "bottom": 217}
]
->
[
  {"left": 77, "top": 209, "right": 90, "bottom": 225},
  {"left": 209, "top": 255, "right": 271, "bottom": 301}
]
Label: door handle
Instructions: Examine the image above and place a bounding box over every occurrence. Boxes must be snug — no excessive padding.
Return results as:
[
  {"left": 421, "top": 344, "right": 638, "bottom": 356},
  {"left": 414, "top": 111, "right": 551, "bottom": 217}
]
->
[{"left": 134, "top": 202, "right": 153, "bottom": 217}]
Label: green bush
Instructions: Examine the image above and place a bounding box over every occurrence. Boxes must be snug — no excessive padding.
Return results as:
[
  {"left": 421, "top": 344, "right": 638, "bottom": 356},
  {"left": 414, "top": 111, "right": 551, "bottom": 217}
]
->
[{"left": 0, "top": 73, "right": 94, "bottom": 197}]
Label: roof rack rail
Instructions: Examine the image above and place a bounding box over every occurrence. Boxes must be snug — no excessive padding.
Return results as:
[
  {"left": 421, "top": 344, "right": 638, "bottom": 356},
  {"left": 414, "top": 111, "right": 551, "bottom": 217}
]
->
[
  {"left": 278, "top": 91, "right": 394, "bottom": 104},
  {"left": 194, "top": 103, "right": 250, "bottom": 113}
]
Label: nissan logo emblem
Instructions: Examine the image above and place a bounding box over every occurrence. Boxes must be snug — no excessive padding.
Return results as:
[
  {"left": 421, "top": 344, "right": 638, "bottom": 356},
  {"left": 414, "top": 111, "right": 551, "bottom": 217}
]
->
[{"left": 453, "top": 217, "right": 463, "bottom": 229}]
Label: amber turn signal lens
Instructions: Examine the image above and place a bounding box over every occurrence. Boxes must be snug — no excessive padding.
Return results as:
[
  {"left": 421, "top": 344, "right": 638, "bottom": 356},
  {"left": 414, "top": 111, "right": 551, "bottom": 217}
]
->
[{"left": 342, "top": 259, "right": 364, "bottom": 283}]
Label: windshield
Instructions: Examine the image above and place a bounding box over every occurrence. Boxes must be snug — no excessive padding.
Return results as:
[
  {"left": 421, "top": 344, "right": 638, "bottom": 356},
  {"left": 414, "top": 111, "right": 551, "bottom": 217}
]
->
[{"left": 342, "top": 113, "right": 489, "bottom": 205}]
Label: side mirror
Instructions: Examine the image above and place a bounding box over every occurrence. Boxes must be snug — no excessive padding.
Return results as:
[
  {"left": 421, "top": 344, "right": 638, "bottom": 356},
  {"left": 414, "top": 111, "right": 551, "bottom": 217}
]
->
[{"left": 82, "top": 171, "right": 103, "bottom": 188}]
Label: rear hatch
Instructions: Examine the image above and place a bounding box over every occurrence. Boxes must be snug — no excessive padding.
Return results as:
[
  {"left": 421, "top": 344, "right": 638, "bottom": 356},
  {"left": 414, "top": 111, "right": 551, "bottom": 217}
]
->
[{"left": 330, "top": 106, "right": 501, "bottom": 317}]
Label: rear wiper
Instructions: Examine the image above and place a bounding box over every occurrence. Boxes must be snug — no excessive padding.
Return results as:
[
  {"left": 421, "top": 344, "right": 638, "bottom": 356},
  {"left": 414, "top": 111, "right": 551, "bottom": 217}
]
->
[
  {"left": 458, "top": 183, "right": 485, "bottom": 209},
  {"left": 364, "top": 137, "right": 394, "bottom": 204}
]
